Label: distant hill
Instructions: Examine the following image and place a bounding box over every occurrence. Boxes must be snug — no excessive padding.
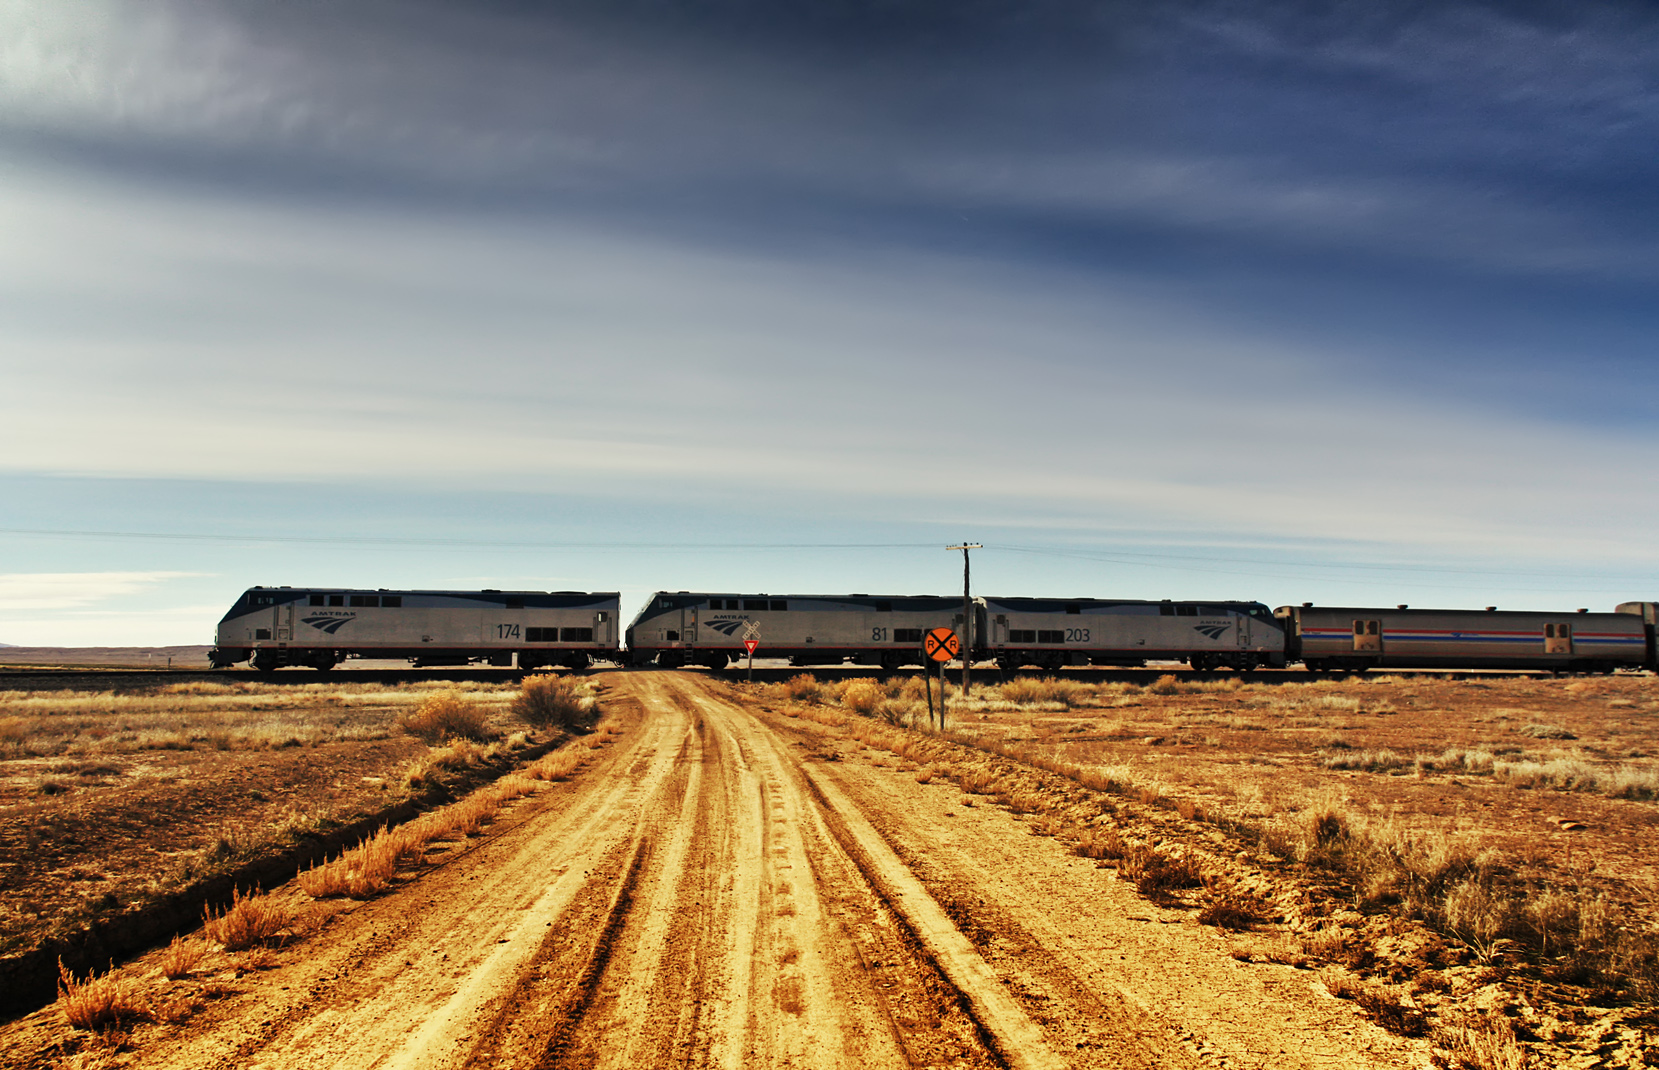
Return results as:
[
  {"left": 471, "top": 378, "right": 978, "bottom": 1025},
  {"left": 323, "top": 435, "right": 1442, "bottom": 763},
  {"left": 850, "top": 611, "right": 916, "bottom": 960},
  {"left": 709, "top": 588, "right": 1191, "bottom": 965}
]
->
[{"left": 0, "top": 646, "right": 212, "bottom": 668}]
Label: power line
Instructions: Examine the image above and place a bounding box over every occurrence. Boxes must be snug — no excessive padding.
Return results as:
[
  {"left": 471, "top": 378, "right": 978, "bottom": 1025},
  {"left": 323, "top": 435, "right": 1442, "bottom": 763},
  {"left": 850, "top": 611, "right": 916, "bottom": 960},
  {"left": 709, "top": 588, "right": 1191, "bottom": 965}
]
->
[{"left": 0, "top": 527, "right": 935, "bottom": 552}]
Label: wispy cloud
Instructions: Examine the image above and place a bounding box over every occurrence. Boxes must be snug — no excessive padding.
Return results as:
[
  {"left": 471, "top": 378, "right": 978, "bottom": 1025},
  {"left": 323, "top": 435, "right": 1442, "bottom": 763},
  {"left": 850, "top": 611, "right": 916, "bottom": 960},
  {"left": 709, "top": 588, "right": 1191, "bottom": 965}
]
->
[{"left": 0, "top": 571, "right": 205, "bottom": 610}]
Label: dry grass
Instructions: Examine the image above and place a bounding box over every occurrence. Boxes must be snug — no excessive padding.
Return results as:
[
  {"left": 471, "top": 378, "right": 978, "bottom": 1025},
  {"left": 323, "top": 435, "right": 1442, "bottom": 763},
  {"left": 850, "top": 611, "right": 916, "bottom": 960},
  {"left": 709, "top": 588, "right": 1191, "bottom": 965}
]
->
[
  {"left": 156, "top": 935, "right": 209, "bottom": 980},
  {"left": 1437, "top": 1015, "right": 1529, "bottom": 1070},
  {"left": 57, "top": 960, "right": 147, "bottom": 1031},
  {"left": 397, "top": 691, "right": 492, "bottom": 743},
  {"left": 201, "top": 887, "right": 296, "bottom": 950},
  {"left": 0, "top": 680, "right": 519, "bottom": 758},
  {"left": 511, "top": 674, "right": 599, "bottom": 731}
]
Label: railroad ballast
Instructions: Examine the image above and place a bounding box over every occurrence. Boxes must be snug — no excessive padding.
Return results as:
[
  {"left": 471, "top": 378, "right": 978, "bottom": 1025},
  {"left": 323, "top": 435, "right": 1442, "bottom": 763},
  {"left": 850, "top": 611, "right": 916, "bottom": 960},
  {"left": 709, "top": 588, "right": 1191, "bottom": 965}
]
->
[{"left": 211, "top": 586, "right": 1659, "bottom": 674}]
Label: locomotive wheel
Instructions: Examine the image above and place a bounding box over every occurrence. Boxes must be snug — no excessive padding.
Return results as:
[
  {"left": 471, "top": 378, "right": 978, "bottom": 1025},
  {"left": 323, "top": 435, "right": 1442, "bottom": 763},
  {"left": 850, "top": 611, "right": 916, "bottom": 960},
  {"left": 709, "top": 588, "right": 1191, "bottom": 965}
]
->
[
  {"left": 879, "top": 651, "right": 907, "bottom": 672},
  {"left": 250, "top": 652, "right": 279, "bottom": 672},
  {"left": 1189, "top": 653, "right": 1214, "bottom": 672}
]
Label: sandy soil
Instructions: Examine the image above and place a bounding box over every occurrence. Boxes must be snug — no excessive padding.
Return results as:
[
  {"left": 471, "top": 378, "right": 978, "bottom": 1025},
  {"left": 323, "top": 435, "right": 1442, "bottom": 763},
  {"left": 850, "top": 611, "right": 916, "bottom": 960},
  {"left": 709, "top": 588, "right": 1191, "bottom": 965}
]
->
[{"left": 2, "top": 672, "right": 1439, "bottom": 1069}]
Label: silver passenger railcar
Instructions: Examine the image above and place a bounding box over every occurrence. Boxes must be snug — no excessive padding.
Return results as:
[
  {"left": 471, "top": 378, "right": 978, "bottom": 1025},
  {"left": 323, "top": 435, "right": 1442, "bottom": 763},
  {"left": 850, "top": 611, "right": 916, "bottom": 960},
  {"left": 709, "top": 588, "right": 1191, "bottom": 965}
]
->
[
  {"left": 982, "top": 597, "right": 1286, "bottom": 672},
  {"left": 1277, "top": 604, "right": 1648, "bottom": 672},
  {"left": 625, "top": 592, "right": 967, "bottom": 669},
  {"left": 211, "top": 587, "right": 620, "bottom": 671}
]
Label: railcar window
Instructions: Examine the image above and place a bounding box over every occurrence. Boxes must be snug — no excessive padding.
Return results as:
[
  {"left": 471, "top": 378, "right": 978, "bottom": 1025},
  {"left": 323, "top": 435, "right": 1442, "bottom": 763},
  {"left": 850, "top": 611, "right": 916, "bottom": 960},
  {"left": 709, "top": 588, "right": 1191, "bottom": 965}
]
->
[
  {"left": 1354, "top": 621, "right": 1364, "bottom": 635},
  {"left": 350, "top": 595, "right": 379, "bottom": 608},
  {"left": 770, "top": 600, "right": 787, "bottom": 611},
  {"left": 744, "top": 600, "right": 768, "bottom": 611},
  {"left": 309, "top": 595, "right": 325, "bottom": 606},
  {"left": 1010, "top": 629, "right": 1036, "bottom": 643},
  {"left": 894, "top": 628, "right": 922, "bottom": 643},
  {"left": 382, "top": 596, "right": 401, "bottom": 608},
  {"left": 1038, "top": 630, "right": 1065, "bottom": 643},
  {"left": 561, "top": 627, "right": 594, "bottom": 642}
]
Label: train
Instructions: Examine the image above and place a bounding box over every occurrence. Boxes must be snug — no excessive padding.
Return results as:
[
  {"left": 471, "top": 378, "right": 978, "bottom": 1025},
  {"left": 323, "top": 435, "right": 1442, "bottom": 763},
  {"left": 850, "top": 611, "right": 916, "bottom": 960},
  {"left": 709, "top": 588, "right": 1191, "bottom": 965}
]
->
[{"left": 210, "top": 585, "right": 1659, "bottom": 674}]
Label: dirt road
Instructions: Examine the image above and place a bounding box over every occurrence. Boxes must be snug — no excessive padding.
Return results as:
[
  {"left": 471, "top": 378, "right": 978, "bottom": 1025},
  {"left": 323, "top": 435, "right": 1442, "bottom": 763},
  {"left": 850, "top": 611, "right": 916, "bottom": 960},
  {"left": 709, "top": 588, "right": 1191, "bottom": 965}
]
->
[{"left": 63, "top": 673, "right": 1427, "bottom": 1069}]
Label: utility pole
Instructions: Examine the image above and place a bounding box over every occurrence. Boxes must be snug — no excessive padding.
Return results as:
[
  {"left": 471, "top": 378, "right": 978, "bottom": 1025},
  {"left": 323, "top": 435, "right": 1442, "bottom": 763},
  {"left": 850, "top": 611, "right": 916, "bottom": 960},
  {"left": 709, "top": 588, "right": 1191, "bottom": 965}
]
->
[{"left": 946, "top": 542, "right": 981, "bottom": 696}]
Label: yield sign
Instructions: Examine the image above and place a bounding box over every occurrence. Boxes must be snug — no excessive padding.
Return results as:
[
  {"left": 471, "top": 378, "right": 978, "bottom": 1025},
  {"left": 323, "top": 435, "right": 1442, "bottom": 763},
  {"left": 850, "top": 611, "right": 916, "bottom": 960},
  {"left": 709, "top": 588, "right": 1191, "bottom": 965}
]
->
[
  {"left": 923, "top": 627, "right": 959, "bottom": 663},
  {"left": 743, "top": 639, "right": 760, "bottom": 655}
]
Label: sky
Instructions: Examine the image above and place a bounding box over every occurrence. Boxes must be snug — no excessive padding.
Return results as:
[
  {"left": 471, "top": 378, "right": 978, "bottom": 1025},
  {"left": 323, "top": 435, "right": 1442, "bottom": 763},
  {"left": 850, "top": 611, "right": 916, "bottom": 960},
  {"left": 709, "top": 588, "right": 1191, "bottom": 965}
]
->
[{"left": 3, "top": 0, "right": 1658, "bottom": 646}]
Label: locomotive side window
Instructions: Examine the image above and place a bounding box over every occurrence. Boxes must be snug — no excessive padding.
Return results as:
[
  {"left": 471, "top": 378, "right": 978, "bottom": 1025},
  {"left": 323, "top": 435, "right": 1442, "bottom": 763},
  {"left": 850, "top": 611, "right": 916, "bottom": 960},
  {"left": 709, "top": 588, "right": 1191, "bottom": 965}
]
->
[
  {"left": 744, "top": 600, "right": 768, "bottom": 611},
  {"left": 1065, "top": 604, "right": 1081, "bottom": 615},
  {"left": 709, "top": 599, "right": 725, "bottom": 609},
  {"left": 1010, "top": 629, "right": 1036, "bottom": 643},
  {"left": 1160, "top": 604, "right": 1174, "bottom": 616},
  {"left": 255, "top": 629, "right": 271, "bottom": 639},
  {"left": 665, "top": 630, "right": 680, "bottom": 640},
  {"left": 1177, "top": 605, "right": 1198, "bottom": 616},
  {"left": 506, "top": 598, "right": 523, "bottom": 610},
  {"left": 770, "top": 600, "right": 787, "bottom": 611},
  {"left": 382, "top": 596, "right": 401, "bottom": 608},
  {"left": 309, "top": 595, "right": 325, "bottom": 606},
  {"left": 561, "top": 627, "right": 594, "bottom": 642},
  {"left": 350, "top": 595, "right": 379, "bottom": 607},
  {"left": 1037, "top": 629, "right": 1064, "bottom": 643},
  {"left": 329, "top": 595, "right": 344, "bottom": 606},
  {"left": 894, "top": 628, "right": 922, "bottom": 643},
  {"left": 875, "top": 600, "right": 892, "bottom": 612}
]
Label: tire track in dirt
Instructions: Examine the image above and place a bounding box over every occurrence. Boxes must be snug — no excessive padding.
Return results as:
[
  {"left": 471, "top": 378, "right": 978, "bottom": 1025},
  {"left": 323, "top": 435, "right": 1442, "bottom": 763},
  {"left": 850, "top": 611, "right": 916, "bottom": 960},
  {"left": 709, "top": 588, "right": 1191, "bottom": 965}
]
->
[{"left": 750, "top": 689, "right": 1432, "bottom": 1070}]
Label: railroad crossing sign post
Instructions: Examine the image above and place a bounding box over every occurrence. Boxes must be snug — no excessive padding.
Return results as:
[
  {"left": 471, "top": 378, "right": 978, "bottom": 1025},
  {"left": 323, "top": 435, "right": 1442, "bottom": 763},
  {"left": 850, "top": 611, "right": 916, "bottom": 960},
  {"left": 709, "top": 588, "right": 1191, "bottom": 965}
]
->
[
  {"left": 924, "top": 627, "right": 959, "bottom": 729},
  {"left": 743, "top": 622, "right": 761, "bottom": 682}
]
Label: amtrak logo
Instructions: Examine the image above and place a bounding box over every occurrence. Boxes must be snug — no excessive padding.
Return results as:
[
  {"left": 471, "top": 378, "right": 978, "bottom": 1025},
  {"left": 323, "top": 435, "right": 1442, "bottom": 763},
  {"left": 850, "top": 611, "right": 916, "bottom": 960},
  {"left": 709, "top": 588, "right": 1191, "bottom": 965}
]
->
[
  {"left": 1193, "top": 623, "right": 1231, "bottom": 641},
  {"left": 704, "top": 618, "right": 751, "bottom": 636},
  {"left": 302, "top": 615, "right": 354, "bottom": 635}
]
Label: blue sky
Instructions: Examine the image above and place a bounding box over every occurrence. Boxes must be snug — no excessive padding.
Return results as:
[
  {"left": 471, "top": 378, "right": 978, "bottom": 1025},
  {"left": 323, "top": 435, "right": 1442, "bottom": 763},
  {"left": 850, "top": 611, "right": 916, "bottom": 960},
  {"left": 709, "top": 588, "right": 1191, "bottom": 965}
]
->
[{"left": 3, "top": 0, "right": 1657, "bottom": 645}]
